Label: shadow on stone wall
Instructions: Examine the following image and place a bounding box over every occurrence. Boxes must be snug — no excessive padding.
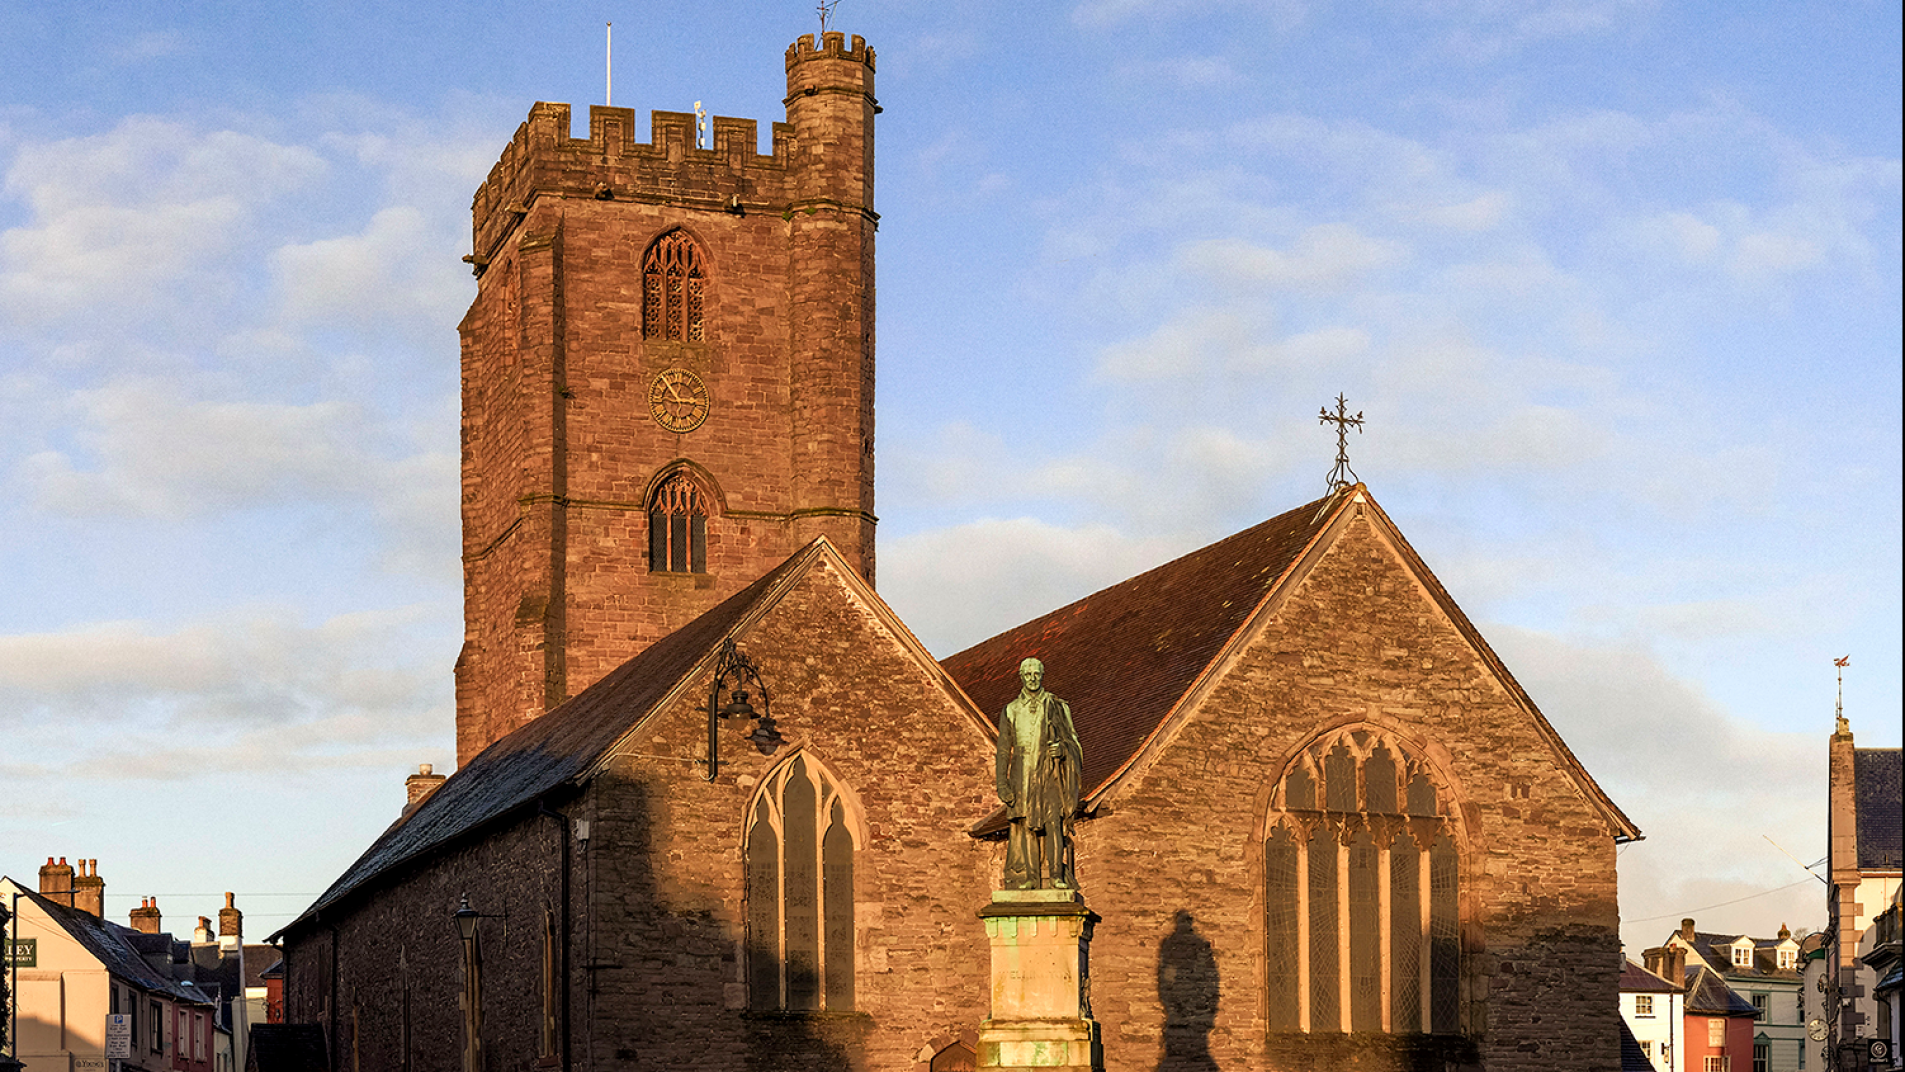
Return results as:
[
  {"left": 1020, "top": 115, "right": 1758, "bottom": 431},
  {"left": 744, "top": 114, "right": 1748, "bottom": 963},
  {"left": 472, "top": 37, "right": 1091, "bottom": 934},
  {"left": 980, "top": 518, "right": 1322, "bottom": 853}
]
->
[{"left": 1156, "top": 908, "right": 1221, "bottom": 1071}]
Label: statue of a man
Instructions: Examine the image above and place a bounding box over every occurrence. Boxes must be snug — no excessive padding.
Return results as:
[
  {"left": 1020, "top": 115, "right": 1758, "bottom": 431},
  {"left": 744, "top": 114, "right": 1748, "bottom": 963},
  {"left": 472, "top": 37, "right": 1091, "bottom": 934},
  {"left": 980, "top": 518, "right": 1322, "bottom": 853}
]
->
[{"left": 995, "top": 657, "right": 1083, "bottom": 889}]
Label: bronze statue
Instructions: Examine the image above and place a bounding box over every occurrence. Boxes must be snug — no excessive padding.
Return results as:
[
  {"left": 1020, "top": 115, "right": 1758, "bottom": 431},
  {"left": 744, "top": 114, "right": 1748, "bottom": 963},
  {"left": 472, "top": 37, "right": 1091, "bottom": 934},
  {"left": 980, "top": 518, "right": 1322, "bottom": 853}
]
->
[{"left": 995, "top": 658, "right": 1083, "bottom": 889}]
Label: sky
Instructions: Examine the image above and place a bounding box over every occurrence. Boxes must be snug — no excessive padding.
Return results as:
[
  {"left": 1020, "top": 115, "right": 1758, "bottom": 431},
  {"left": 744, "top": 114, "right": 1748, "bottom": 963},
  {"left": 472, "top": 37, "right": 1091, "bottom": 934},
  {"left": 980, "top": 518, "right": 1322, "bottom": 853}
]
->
[{"left": 0, "top": 1, "right": 1897, "bottom": 955}]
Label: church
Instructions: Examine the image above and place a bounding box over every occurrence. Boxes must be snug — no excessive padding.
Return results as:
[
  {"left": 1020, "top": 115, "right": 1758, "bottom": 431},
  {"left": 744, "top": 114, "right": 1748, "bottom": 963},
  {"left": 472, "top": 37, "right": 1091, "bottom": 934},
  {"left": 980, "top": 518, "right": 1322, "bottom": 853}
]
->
[{"left": 274, "top": 32, "right": 1639, "bottom": 1072}]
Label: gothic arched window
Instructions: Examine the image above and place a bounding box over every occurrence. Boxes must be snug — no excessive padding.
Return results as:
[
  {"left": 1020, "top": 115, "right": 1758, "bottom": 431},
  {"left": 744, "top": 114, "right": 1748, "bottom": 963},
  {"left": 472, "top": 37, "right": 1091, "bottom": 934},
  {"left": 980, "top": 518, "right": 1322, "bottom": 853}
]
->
[
  {"left": 643, "top": 229, "right": 706, "bottom": 341},
  {"left": 1264, "top": 729, "right": 1463, "bottom": 1035},
  {"left": 745, "top": 753, "right": 859, "bottom": 1012},
  {"left": 648, "top": 470, "right": 710, "bottom": 574}
]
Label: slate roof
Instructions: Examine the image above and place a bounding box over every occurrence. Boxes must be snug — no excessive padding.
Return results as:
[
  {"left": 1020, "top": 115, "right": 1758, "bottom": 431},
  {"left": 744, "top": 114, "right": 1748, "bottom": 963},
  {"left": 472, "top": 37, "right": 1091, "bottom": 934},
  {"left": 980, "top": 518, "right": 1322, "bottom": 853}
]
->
[
  {"left": 277, "top": 544, "right": 827, "bottom": 938},
  {"left": 1686, "top": 930, "right": 1803, "bottom": 983},
  {"left": 943, "top": 484, "right": 1638, "bottom": 841},
  {"left": 1618, "top": 1020, "right": 1653, "bottom": 1072},
  {"left": 1856, "top": 748, "right": 1903, "bottom": 871},
  {"left": 1684, "top": 966, "right": 1760, "bottom": 1017},
  {"left": 243, "top": 943, "right": 279, "bottom": 990},
  {"left": 1620, "top": 958, "right": 1681, "bottom": 992},
  {"left": 2, "top": 882, "right": 217, "bottom": 1006}
]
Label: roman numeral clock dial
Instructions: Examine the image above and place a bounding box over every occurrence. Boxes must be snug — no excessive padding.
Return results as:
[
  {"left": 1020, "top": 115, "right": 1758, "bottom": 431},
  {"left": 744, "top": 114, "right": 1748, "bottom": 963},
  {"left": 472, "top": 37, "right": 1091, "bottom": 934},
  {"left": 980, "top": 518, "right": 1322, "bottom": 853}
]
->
[{"left": 649, "top": 368, "right": 710, "bottom": 433}]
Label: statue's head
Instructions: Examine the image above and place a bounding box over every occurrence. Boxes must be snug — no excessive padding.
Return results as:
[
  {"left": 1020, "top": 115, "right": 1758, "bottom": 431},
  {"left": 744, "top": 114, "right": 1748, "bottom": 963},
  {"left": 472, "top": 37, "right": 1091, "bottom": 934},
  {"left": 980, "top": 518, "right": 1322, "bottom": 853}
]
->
[{"left": 1019, "top": 657, "right": 1044, "bottom": 693}]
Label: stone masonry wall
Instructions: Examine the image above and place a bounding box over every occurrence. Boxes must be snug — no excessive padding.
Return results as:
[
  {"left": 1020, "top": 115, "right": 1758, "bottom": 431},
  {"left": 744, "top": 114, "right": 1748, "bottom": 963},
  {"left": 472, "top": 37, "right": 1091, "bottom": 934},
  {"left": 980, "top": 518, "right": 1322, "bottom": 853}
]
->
[
  {"left": 577, "top": 556, "right": 997, "bottom": 1071},
  {"left": 283, "top": 808, "right": 574, "bottom": 1072},
  {"left": 456, "top": 34, "right": 879, "bottom": 765},
  {"left": 1072, "top": 511, "right": 1623, "bottom": 1072}
]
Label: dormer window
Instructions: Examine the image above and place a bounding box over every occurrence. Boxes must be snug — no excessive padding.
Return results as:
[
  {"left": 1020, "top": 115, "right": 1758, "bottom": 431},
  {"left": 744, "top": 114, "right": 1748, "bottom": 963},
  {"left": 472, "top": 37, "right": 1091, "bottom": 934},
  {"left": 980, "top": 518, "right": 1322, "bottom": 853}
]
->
[
  {"left": 1776, "top": 949, "right": 1794, "bottom": 971},
  {"left": 1731, "top": 943, "right": 1753, "bottom": 968}
]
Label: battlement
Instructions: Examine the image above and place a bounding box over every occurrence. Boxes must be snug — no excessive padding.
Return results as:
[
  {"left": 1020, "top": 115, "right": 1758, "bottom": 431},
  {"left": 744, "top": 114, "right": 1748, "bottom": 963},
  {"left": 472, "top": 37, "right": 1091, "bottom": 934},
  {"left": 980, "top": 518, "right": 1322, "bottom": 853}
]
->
[
  {"left": 469, "top": 101, "right": 799, "bottom": 261},
  {"left": 785, "top": 32, "right": 876, "bottom": 71}
]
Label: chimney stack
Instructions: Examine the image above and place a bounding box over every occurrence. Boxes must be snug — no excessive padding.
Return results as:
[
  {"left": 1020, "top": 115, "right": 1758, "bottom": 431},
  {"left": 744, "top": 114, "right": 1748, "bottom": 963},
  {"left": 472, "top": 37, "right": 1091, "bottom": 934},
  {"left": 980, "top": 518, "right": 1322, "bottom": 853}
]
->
[
  {"left": 130, "top": 897, "right": 163, "bottom": 934},
  {"left": 73, "top": 859, "right": 105, "bottom": 918},
  {"left": 218, "top": 892, "right": 243, "bottom": 952},
  {"left": 38, "top": 856, "right": 75, "bottom": 907},
  {"left": 1680, "top": 917, "right": 1696, "bottom": 942},
  {"left": 404, "top": 762, "right": 447, "bottom": 816},
  {"left": 194, "top": 915, "right": 213, "bottom": 944}
]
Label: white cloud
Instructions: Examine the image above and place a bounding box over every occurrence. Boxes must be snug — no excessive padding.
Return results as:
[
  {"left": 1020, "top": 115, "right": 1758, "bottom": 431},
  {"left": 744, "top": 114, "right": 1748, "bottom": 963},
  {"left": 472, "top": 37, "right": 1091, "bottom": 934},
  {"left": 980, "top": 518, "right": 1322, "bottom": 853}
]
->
[
  {"left": 0, "top": 606, "right": 451, "bottom": 781},
  {"left": 0, "top": 118, "right": 325, "bottom": 324},
  {"left": 1180, "top": 225, "right": 1408, "bottom": 291},
  {"left": 881, "top": 517, "right": 1194, "bottom": 655},
  {"left": 1486, "top": 625, "right": 1830, "bottom": 948},
  {"left": 275, "top": 205, "right": 468, "bottom": 330}
]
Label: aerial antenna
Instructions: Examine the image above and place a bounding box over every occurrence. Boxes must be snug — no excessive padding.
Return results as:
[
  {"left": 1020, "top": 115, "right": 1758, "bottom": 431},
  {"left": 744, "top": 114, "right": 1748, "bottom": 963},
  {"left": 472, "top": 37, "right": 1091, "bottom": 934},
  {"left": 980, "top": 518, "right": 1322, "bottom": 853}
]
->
[
  {"left": 1833, "top": 654, "right": 1850, "bottom": 733},
  {"left": 606, "top": 22, "right": 613, "bottom": 106},
  {"left": 817, "top": 0, "right": 841, "bottom": 34}
]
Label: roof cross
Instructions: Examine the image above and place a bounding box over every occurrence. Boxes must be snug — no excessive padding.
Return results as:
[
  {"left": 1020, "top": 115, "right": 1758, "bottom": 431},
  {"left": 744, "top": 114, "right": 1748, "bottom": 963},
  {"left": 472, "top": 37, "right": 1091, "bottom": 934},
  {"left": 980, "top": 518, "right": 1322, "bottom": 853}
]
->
[{"left": 1318, "top": 393, "right": 1364, "bottom": 493}]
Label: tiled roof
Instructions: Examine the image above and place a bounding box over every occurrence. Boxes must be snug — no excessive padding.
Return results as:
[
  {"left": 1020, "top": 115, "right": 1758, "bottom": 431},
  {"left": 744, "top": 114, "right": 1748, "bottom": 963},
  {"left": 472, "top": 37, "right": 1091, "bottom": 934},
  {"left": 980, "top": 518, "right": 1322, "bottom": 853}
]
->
[
  {"left": 1684, "top": 966, "right": 1759, "bottom": 1017},
  {"left": 943, "top": 491, "right": 1341, "bottom": 800},
  {"left": 1856, "top": 748, "right": 1902, "bottom": 871},
  {"left": 1620, "top": 958, "right": 1681, "bottom": 992},
  {"left": 278, "top": 547, "right": 815, "bottom": 937},
  {"left": 243, "top": 944, "right": 279, "bottom": 989},
  {"left": 943, "top": 485, "right": 1638, "bottom": 842}
]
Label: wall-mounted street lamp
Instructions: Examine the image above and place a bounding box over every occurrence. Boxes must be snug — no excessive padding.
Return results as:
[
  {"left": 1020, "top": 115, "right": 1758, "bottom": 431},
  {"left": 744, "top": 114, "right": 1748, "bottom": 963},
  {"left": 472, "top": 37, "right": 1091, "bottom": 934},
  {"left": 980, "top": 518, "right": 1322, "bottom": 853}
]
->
[
  {"left": 706, "top": 638, "right": 781, "bottom": 782},
  {"left": 452, "top": 894, "right": 504, "bottom": 1072}
]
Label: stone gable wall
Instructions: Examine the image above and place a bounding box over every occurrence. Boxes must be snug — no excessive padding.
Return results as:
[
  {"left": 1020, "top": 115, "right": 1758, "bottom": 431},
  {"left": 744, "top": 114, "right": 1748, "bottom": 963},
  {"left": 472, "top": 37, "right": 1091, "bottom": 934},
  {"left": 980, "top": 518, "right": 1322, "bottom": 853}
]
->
[
  {"left": 1072, "top": 511, "right": 1622, "bottom": 1071},
  {"left": 579, "top": 558, "right": 996, "bottom": 1071}
]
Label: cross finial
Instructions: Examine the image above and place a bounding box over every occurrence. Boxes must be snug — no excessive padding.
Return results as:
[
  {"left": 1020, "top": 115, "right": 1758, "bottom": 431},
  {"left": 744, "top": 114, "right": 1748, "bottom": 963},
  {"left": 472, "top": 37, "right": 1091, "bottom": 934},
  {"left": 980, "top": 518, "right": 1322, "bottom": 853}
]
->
[
  {"left": 1318, "top": 393, "right": 1364, "bottom": 493},
  {"left": 817, "top": 0, "right": 841, "bottom": 33}
]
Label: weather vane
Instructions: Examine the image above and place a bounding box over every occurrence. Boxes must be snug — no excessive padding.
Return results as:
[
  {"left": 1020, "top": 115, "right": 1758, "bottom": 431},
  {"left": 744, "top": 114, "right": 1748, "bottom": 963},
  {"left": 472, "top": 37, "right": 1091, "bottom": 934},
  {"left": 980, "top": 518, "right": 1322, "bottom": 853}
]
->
[
  {"left": 817, "top": 0, "right": 841, "bottom": 33},
  {"left": 1318, "top": 393, "right": 1364, "bottom": 493},
  {"left": 1833, "top": 654, "right": 1850, "bottom": 733}
]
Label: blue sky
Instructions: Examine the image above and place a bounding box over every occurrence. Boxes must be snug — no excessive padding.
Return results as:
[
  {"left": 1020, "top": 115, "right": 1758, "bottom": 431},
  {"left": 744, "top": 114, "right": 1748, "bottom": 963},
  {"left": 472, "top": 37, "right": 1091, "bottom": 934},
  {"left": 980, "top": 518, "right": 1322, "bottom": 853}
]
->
[{"left": 0, "top": 1, "right": 1897, "bottom": 952}]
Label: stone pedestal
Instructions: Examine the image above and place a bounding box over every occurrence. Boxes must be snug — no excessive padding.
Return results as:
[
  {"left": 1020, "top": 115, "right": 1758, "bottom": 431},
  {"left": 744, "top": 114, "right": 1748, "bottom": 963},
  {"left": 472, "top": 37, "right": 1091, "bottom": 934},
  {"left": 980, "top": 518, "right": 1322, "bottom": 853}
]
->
[{"left": 977, "top": 889, "right": 1104, "bottom": 1071}]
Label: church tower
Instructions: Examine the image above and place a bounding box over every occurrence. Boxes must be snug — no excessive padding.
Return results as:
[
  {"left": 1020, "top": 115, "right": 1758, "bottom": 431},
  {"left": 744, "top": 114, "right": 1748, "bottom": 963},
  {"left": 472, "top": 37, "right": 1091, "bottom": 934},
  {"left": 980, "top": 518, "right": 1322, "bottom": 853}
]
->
[{"left": 455, "top": 33, "right": 877, "bottom": 764}]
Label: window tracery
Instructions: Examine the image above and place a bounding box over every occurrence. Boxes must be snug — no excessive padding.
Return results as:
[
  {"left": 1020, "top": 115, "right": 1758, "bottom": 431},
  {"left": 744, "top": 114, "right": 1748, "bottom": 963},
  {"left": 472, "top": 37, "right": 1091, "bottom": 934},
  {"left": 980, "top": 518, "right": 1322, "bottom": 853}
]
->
[
  {"left": 745, "top": 753, "right": 859, "bottom": 1012},
  {"left": 643, "top": 229, "right": 706, "bottom": 341},
  {"left": 1263, "top": 727, "right": 1464, "bottom": 1035},
  {"left": 648, "top": 469, "right": 710, "bottom": 574}
]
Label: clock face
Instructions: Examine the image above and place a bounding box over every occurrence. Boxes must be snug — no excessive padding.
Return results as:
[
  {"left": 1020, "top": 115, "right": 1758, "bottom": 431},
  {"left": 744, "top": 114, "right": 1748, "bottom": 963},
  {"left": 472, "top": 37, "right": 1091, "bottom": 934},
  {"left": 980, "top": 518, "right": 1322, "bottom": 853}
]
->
[{"left": 649, "top": 369, "right": 710, "bottom": 433}]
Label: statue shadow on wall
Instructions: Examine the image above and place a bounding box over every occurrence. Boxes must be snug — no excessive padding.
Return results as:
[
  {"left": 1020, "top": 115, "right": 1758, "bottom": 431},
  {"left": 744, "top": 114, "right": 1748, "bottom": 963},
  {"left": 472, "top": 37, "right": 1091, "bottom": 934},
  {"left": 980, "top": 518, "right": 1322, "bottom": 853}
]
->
[{"left": 1156, "top": 908, "right": 1221, "bottom": 1072}]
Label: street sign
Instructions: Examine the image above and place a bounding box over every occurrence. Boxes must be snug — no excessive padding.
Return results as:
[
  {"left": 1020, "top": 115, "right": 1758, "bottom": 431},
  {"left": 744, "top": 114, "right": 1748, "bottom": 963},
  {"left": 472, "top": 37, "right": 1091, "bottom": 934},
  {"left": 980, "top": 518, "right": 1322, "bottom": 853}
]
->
[
  {"left": 105, "top": 1013, "right": 132, "bottom": 1058},
  {"left": 3, "top": 936, "right": 34, "bottom": 967}
]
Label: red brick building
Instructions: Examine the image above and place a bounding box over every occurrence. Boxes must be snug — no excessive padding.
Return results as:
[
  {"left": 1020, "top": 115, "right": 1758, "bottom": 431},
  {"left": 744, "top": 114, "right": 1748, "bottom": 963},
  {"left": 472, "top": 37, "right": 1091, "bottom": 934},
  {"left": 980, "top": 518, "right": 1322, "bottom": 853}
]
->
[{"left": 277, "top": 31, "right": 1639, "bottom": 1072}]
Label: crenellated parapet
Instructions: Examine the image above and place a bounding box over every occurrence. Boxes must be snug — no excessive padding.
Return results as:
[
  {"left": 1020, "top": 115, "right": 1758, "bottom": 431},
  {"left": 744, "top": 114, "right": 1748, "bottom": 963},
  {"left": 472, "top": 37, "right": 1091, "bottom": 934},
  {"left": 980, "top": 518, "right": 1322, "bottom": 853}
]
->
[
  {"left": 784, "top": 31, "right": 877, "bottom": 73},
  {"left": 469, "top": 102, "right": 797, "bottom": 266},
  {"left": 469, "top": 33, "right": 877, "bottom": 269}
]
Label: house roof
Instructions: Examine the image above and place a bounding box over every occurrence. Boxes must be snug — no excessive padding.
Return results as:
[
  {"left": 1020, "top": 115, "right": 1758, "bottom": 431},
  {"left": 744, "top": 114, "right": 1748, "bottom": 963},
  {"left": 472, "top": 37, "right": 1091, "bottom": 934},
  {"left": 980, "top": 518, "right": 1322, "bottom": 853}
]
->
[
  {"left": 1618, "top": 1020, "right": 1653, "bottom": 1072},
  {"left": 943, "top": 484, "right": 1639, "bottom": 842},
  {"left": 1620, "top": 958, "right": 1681, "bottom": 992},
  {"left": 0, "top": 881, "right": 216, "bottom": 1006},
  {"left": 1684, "top": 966, "right": 1760, "bottom": 1017},
  {"left": 1683, "top": 930, "right": 1803, "bottom": 982},
  {"left": 1856, "top": 748, "right": 1902, "bottom": 871}
]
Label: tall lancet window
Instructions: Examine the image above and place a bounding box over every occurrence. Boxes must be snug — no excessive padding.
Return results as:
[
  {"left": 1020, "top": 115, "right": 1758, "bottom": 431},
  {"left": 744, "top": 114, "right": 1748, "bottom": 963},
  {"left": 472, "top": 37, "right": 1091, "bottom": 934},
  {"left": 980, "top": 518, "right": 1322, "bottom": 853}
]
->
[
  {"left": 643, "top": 229, "right": 706, "bottom": 341},
  {"left": 745, "top": 753, "right": 859, "bottom": 1012},
  {"left": 648, "top": 469, "right": 710, "bottom": 574},
  {"left": 1263, "top": 729, "right": 1465, "bottom": 1036}
]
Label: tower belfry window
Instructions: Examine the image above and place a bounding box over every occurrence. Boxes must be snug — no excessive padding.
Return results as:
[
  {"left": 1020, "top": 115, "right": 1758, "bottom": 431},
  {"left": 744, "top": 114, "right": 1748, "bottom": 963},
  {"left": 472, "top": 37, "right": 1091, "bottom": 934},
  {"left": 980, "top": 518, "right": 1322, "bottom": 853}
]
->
[
  {"left": 649, "top": 470, "right": 710, "bottom": 573},
  {"left": 644, "top": 230, "right": 706, "bottom": 341}
]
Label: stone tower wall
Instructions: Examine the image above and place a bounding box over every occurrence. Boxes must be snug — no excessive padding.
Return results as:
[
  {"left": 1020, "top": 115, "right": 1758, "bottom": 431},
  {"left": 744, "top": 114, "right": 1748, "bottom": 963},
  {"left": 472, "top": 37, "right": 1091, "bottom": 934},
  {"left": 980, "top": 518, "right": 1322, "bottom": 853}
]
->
[{"left": 455, "top": 34, "right": 878, "bottom": 764}]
